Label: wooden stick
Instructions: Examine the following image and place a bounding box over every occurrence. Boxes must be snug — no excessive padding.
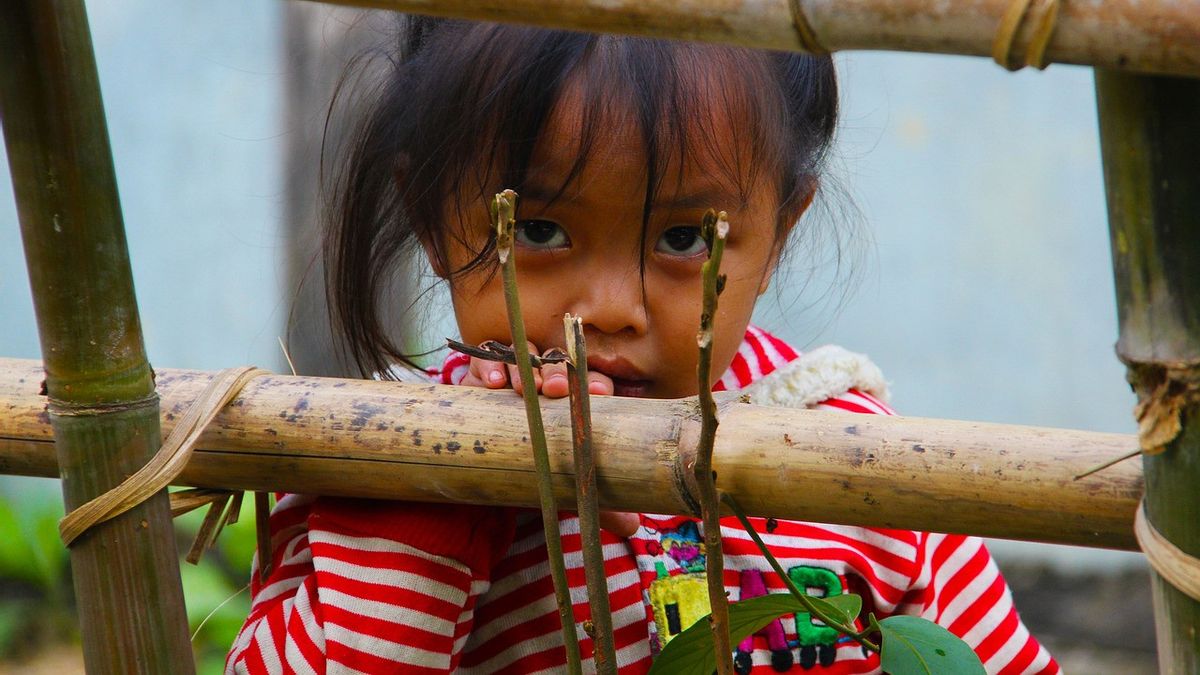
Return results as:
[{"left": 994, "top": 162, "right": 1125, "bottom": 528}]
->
[
  {"left": 494, "top": 191, "right": 582, "bottom": 672},
  {"left": 1096, "top": 70, "right": 1200, "bottom": 669},
  {"left": 0, "top": 2, "right": 194, "bottom": 671},
  {"left": 317, "top": 0, "right": 1200, "bottom": 77},
  {"left": 564, "top": 315, "right": 616, "bottom": 675},
  {"left": 695, "top": 210, "right": 733, "bottom": 674},
  {"left": 0, "top": 357, "right": 1144, "bottom": 550}
]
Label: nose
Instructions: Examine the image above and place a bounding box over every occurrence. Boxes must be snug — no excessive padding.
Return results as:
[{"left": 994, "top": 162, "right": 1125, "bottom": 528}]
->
[{"left": 573, "top": 263, "right": 648, "bottom": 337}]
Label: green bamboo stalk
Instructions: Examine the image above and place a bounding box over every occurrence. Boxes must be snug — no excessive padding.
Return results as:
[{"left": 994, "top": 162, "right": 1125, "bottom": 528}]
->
[
  {"left": 0, "top": 1, "right": 194, "bottom": 673},
  {"left": 1095, "top": 70, "right": 1200, "bottom": 673},
  {"left": 494, "top": 191, "right": 583, "bottom": 673},
  {"left": 564, "top": 314, "right": 617, "bottom": 674},
  {"left": 695, "top": 209, "right": 733, "bottom": 674}
]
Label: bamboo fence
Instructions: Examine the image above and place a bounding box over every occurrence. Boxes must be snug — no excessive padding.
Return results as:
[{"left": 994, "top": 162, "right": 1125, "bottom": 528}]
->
[
  {"left": 326, "top": 0, "right": 1200, "bottom": 77},
  {"left": 2, "top": 0, "right": 1198, "bottom": 671},
  {"left": 0, "top": 357, "right": 1143, "bottom": 550}
]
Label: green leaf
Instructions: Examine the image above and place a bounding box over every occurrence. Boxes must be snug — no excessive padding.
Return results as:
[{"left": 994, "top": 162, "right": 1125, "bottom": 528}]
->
[
  {"left": 648, "top": 592, "right": 865, "bottom": 674},
  {"left": 879, "top": 615, "right": 985, "bottom": 675}
]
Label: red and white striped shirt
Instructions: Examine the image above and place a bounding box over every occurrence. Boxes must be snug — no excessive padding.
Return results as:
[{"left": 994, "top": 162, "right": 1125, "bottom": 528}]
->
[{"left": 227, "top": 326, "right": 1058, "bottom": 675}]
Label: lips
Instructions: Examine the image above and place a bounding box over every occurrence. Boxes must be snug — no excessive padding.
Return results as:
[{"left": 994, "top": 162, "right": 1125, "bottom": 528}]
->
[{"left": 587, "top": 355, "right": 650, "bottom": 397}]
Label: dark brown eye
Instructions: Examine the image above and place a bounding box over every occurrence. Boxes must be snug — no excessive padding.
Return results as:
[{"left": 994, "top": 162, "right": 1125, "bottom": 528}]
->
[
  {"left": 515, "top": 219, "right": 569, "bottom": 248},
  {"left": 657, "top": 226, "right": 707, "bottom": 256}
]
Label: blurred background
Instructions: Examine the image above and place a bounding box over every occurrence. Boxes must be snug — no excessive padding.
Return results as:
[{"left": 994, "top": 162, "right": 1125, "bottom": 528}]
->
[{"left": 0, "top": 1, "right": 1153, "bottom": 672}]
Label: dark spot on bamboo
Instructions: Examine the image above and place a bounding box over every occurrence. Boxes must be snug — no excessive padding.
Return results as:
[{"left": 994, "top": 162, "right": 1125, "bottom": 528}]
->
[
  {"left": 432, "top": 443, "right": 442, "bottom": 454},
  {"left": 473, "top": 440, "right": 486, "bottom": 454},
  {"left": 376, "top": 422, "right": 389, "bottom": 431},
  {"left": 839, "top": 480, "right": 851, "bottom": 490},
  {"left": 446, "top": 441, "right": 461, "bottom": 453},
  {"left": 411, "top": 429, "right": 422, "bottom": 446},
  {"left": 278, "top": 411, "right": 287, "bottom": 419},
  {"left": 165, "top": 412, "right": 175, "bottom": 422},
  {"left": 439, "top": 400, "right": 453, "bottom": 408},
  {"left": 912, "top": 444, "right": 926, "bottom": 453},
  {"left": 862, "top": 493, "right": 878, "bottom": 506},
  {"left": 333, "top": 382, "right": 346, "bottom": 388},
  {"left": 847, "top": 448, "right": 865, "bottom": 468},
  {"left": 393, "top": 425, "right": 406, "bottom": 433},
  {"left": 293, "top": 398, "right": 309, "bottom": 413},
  {"left": 265, "top": 428, "right": 277, "bottom": 436},
  {"left": 330, "top": 422, "right": 344, "bottom": 431},
  {"left": 783, "top": 433, "right": 794, "bottom": 446},
  {"left": 844, "top": 425, "right": 859, "bottom": 436}
]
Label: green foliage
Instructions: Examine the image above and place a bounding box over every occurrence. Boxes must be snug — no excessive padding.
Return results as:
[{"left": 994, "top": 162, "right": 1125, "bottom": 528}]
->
[
  {"left": 879, "top": 615, "right": 986, "bottom": 674},
  {"left": 648, "top": 592, "right": 861, "bottom": 674},
  {"left": 0, "top": 484, "right": 258, "bottom": 672},
  {"left": 173, "top": 491, "right": 257, "bottom": 674}
]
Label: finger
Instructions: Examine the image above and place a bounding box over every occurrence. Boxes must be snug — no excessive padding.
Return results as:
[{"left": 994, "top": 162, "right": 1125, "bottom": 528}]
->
[
  {"left": 469, "top": 357, "right": 509, "bottom": 389},
  {"left": 507, "top": 341, "right": 543, "bottom": 394},
  {"left": 587, "top": 370, "right": 614, "bottom": 396},
  {"left": 599, "top": 511, "right": 639, "bottom": 537},
  {"left": 540, "top": 361, "right": 570, "bottom": 398}
]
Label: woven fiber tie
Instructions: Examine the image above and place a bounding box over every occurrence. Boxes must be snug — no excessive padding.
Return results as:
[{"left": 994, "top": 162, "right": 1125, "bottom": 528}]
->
[
  {"left": 1134, "top": 498, "right": 1200, "bottom": 602},
  {"left": 58, "top": 367, "right": 271, "bottom": 562},
  {"left": 993, "top": 0, "right": 1062, "bottom": 70}
]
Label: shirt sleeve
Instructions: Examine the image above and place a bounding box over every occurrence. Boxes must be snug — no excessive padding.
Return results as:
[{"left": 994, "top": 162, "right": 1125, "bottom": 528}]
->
[
  {"left": 815, "top": 388, "right": 1059, "bottom": 675},
  {"left": 897, "top": 533, "right": 1059, "bottom": 674},
  {"left": 225, "top": 496, "right": 517, "bottom": 674}
]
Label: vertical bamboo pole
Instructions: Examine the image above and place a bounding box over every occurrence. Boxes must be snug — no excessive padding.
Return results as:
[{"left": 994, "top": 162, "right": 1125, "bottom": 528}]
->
[
  {"left": 1095, "top": 70, "right": 1200, "bottom": 673},
  {"left": 0, "top": 2, "right": 195, "bottom": 672}
]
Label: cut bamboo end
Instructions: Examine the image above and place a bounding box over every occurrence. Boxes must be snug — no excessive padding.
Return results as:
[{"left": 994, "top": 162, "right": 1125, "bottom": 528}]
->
[{"left": 0, "top": 357, "right": 1143, "bottom": 549}]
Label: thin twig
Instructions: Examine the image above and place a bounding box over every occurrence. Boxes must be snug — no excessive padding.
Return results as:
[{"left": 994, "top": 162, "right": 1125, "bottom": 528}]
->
[
  {"left": 721, "top": 493, "right": 880, "bottom": 652},
  {"left": 494, "top": 190, "right": 583, "bottom": 673},
  {"left": 564, "top": 314, "right": 618, "bottom": 674},
  {"left": 1074, "top": 448, "right": 1141, "bottom": 480},
  {"left": 446, "top": 338, "right": 568, "bottom": 367},
  {"left": 695, "top": 209, "right": 734, "bottom": 674}
]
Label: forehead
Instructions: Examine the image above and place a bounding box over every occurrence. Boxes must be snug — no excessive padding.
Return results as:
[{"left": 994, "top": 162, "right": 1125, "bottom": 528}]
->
[{"left": 521, "top": 56, "right": 773, "bottom": 210}]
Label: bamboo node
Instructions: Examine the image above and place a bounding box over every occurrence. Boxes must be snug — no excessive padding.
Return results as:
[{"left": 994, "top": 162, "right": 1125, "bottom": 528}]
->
[
  {"left": 992, "top": 0, "right": 1062, "bottom": 71},
  {"left": 57, "top": 366, "right": 272, "bottom": 573},
  {"left": 786, "top": 0, "right": 828, "bottom": 55},
  {"left": 1135, "top": 499, "right": 1200, "bottom": 602}
]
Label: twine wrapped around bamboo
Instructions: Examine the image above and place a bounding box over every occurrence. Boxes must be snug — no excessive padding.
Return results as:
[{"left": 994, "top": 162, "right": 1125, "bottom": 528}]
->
[
  {"left": 0, "top": 357, "right": 1143, "bottom": 549},
  {"left": 322, "top": 0, "right": 1200, "bottom": 77}
]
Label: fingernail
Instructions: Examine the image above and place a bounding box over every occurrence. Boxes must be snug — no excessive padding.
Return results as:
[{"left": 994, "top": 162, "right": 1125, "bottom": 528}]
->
[{"left": 488, "top": 371, "right": 504, "bottom": 384}]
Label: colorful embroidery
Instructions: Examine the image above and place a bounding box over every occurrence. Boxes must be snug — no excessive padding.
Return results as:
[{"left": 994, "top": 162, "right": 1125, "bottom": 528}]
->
[
  {"left": 734, "top": 569, "right": 794, "bottom": 674},
  {"left": 788, "top": 565, "right": 845, "bottom": 669},
  {"left": 659, "top": 520, "right": 706, "bottom": 573},
  {"left": 647, "top": 562, "right": 710, "bottom": 649}
]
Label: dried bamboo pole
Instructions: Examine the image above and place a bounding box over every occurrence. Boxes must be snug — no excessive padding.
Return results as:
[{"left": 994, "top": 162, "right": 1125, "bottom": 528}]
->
[
  {"left": 0, "top": 2, "right": 194, "bottom": 672},
  {"left": 316, "top": 0, "right": 1200, "bottom": 78},
  {"left": 1096, "top": 70, "right": 1200, "bottom": 672},
  {"left": 0, "top": 357, "right": 1143, "bottom": 550}
]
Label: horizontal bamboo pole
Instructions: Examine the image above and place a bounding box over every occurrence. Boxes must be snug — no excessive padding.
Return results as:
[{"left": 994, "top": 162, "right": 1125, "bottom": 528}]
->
[
  {"left": 0, "top": 357, "right": 1142, "bottom": 549},
  {"left": 318, "top": 0, "right": 1200, "bottom": 78}
]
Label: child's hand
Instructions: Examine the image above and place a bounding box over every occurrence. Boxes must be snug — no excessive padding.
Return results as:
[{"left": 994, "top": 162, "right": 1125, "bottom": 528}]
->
[{"left": 462, "top": 342, "right": 615, "bottom": 398}]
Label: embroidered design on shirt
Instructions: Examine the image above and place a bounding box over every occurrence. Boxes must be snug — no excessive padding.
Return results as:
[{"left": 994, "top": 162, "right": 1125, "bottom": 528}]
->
[
  {"left": 788, "top": 565, "right": 845, "bottom": 669},
  {"left": 734, "top": 569, "right": 795, "bottom": 673},
  {"left": 658, "top": 520, "right": 706, "bottom": 573},
  {"left": 648, "top": 561, "right": 709, "bottom": 650}
]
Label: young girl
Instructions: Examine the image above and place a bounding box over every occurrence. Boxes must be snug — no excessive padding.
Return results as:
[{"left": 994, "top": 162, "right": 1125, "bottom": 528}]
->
[{"left": 227, "top": 17, "right": 1058, "bottom": 675}]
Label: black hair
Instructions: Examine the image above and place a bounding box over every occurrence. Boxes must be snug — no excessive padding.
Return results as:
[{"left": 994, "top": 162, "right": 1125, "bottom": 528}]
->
[{"left": 325, "top": 18, "right": 839, "bottom": 378}]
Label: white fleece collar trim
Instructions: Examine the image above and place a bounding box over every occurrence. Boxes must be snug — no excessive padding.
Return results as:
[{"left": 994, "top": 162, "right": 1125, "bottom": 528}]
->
[{"left": 739, "top": 345, "right": 890, "bottom": 410}]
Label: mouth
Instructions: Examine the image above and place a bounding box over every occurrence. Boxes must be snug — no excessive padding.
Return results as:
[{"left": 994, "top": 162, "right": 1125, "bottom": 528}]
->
[{"left": 587, "top": 356, "right": 651, "bottom": 397}]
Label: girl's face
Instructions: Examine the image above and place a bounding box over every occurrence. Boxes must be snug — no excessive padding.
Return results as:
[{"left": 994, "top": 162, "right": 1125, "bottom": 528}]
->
[{"left": 437, "top": 92, "right": 804, "bottom": 399}]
